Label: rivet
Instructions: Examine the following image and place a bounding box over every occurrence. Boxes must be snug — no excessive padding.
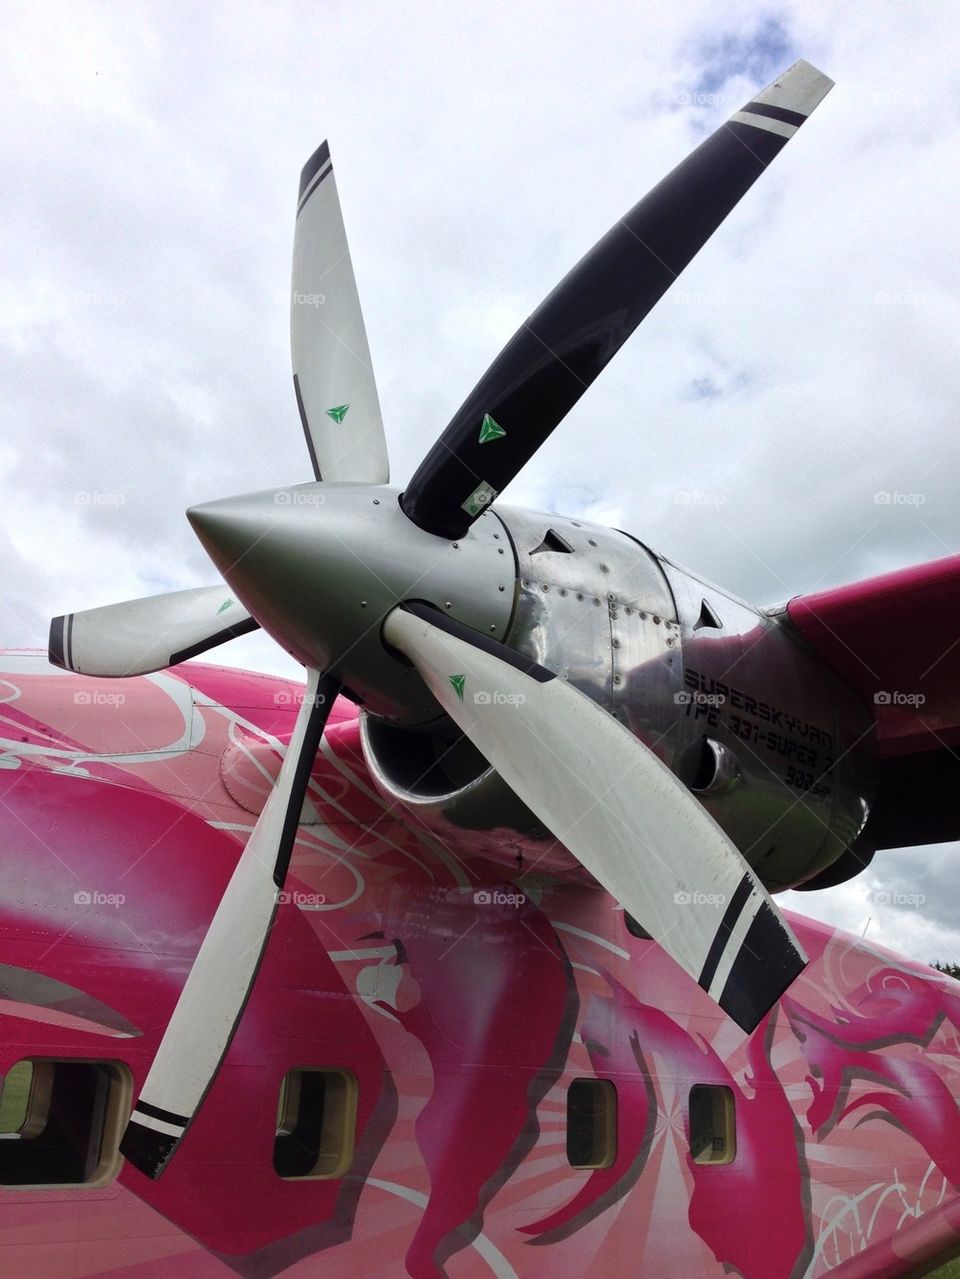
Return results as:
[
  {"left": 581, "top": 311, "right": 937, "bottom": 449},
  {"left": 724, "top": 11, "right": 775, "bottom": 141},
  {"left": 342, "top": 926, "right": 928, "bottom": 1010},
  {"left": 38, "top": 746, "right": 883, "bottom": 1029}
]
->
[
  {"left": 493, "top": 532, "right": 500, "bottom": 539},
  {"left": 625, "top": 607, "right": 633, "bottom": 616},
  {"left": 542, "top": 583, "right": 550, "bottom": 591},
  {"left": 490, "top": 625, "right": 496, "bottom": 632},
  {"left": 373, "top": 498, "right": 381, "bottom": 505},
  {"left": 588, "top": 539, "right": 597, "bottom": 547},
  {"left": 498, "top": 585, "right": 505, "bottom": 592},
  {"left": 653, "top": 616, "right": 661, "bottom": 624},
  {"left": 445, "top": 602, "right": 453, "bottom": 609},
  {"left": 600, "top": 563, "right": 609, "bottom": 573},
  {"left": 360, "top": 601, "right": 368, "bottom": 608},
  {"left": 613, "top": 674, "right": 622, "bottom": 686},
  {"left": 593, "top": 598, "right": 601, "bottom": 606},
  {"left": 572, "top": 521, "right": 581, "bottom": 528},
  {"left": 498, "top": 547, "right": 505, "bottom": 555},
  {"left": 577, "top": 592, "right": 584, "bottom": 601},
  {"left": 559, "top": 588, "right": 567, "bottom": 596},
  {"left": 612, "top": 638, "right": 620, "bottom": 649},
  {"left": 453, "top": 542, "right": 459, "bottom": 549}
]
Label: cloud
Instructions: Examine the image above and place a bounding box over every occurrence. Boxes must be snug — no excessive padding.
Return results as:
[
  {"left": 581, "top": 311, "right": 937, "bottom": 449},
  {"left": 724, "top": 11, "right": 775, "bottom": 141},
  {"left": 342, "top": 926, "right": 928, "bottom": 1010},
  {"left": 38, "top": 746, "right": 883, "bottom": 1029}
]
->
[{"left": 3, "top": 0, "right": 958, "bottom": 963}]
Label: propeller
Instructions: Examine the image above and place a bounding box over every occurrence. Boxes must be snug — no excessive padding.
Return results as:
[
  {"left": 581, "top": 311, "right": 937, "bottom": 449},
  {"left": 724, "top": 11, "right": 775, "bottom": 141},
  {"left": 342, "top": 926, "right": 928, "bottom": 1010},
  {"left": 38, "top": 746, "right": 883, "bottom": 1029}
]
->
[
  {"left": 46, "top": 60, "right": 834, "bottom": 1177},
  {"left": 383, "top": 602, "right": 807, "bottom": 1032},
  {"left": 120, "top": 668, "right": 340, "bottom": 1176},
  {"left": 49, "top": 585, "right": 257, "bottom": 677},
  {"left": 291, "top": 141, "right": 389, "bottom": 484},
  {"left": 400, "top": 59, "right": 833, "bottom": 538},
  {"left": 49, "top": 142, "right": 388, "bottom": 682}
]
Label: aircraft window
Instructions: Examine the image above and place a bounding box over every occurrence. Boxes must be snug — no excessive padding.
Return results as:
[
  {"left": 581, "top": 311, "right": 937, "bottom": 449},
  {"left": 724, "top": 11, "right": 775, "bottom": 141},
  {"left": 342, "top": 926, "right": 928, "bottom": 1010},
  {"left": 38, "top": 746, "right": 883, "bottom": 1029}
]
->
[
  {"left": 689, "top": 1084, "right": 736, "bottom": 1165},
  {"left": 0, "top": 1058, "right": 131, "bottom": 1188},
  {"left": 0, "top": 1060, "right": 35, "bottom": 1134},
  {"left": 274, "top": 1068, "right": 358, "bottom": 1179},
  {"left": 566, "top": 1078, "right": 617, "bottom": 1169}
]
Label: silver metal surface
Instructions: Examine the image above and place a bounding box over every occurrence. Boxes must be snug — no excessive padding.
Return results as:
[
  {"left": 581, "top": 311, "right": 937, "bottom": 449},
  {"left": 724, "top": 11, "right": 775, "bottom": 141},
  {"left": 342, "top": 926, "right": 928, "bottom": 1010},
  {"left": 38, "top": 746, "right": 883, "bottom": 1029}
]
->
[
  {"left": 358, "top": 506, "right": 681, "bottom": 875},
  {"left": 496, "top": 507, "right": 682, "bottom": 762},
  {"left": 188, "top": 483, "right": 513, "bottom": 724},
  {"left": 190, "top": 476, "right": 877, "bottom": 891},
  {"left": 360, "top": 712, "right": 587, "bottom": 875}
]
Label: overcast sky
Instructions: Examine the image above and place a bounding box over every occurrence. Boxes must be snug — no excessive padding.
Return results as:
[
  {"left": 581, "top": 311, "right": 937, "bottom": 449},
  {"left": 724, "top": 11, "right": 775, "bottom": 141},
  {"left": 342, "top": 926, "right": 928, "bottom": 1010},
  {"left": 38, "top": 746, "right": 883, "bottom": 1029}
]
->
[{"left": 2, "top": 1, "right": 959, "bottom": 966}]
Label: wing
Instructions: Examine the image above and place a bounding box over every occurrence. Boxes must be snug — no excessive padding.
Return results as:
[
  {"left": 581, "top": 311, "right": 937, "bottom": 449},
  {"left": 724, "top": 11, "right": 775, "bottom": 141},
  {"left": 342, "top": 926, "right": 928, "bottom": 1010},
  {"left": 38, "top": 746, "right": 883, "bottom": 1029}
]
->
[{"left": 785, "top": 554, "right": 960, "bottom": 846}]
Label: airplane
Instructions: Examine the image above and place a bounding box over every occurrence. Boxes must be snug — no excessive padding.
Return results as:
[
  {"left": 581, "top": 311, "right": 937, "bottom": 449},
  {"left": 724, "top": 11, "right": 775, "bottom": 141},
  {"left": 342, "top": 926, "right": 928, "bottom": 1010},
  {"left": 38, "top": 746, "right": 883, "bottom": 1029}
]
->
[{"left": 2, "top": 56, "right": 960, "bottom": 1278}]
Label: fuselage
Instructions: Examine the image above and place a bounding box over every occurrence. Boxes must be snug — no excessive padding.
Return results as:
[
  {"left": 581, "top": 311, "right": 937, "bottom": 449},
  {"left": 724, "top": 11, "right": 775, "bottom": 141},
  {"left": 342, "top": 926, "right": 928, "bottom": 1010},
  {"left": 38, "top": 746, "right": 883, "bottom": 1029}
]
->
[{"left": 1, "top": 651, "right": 958, "bottom": 1278}]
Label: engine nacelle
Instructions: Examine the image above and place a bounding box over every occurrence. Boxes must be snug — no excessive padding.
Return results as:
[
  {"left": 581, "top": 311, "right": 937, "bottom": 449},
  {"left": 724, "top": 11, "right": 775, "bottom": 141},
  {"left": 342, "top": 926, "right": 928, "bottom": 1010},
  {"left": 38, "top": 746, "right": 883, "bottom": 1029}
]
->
[
  {"left": 360, "top": 712, "right": 587, "bottom": 875},
  {"left": 361, "top": 504, "right": 879, "bottom": 892}
]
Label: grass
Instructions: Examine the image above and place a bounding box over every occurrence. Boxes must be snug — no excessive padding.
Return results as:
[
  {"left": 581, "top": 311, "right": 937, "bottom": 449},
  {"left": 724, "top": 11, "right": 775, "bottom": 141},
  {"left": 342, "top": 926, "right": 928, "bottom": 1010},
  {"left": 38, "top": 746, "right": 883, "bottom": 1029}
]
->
[
  {"left": 929, "top": 1261, "right": 960, "bottom": 1278},
  {"left": 0, "top": 1062, "right": 32, "bottom": 1133}
]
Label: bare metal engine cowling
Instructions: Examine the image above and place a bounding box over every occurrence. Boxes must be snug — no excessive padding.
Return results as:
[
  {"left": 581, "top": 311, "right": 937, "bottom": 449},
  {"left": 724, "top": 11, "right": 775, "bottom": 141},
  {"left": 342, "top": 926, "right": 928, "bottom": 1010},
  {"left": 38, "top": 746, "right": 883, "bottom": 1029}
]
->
[{"left": 360, "top": 507, "right": 878, "bottom": 889}]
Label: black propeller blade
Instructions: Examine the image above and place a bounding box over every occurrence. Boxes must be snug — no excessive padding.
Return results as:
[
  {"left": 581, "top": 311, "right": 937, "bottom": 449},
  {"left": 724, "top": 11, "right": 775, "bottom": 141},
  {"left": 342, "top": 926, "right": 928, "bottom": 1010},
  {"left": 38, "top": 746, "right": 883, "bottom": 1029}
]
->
[{"left": 400, "top": 60, "right": 832, "bottom": 539}]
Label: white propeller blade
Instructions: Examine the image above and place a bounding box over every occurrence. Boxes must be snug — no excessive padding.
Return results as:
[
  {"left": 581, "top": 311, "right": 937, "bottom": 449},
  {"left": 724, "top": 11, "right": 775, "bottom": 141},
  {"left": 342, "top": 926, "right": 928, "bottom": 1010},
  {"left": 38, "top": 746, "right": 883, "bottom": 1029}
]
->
[
  {"left": 120, "top": 668, "right": 336, "bottom": 1177},
  {"left": 291, "top": 141, "right": 389, "bottom": 484},
  {"left": 384, "top": 604, "right": 807, "bottom": 1033},
  {"left": 49, "top": 585, "right": 257, "bottom": 676}
]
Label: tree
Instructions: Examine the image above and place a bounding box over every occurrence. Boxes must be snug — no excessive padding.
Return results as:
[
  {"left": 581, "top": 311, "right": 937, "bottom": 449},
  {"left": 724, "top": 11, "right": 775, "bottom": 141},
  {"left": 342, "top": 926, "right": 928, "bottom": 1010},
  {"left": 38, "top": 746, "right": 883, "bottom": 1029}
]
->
[{"left": 931, "top": 960, "right": 960, "bottom": 980}]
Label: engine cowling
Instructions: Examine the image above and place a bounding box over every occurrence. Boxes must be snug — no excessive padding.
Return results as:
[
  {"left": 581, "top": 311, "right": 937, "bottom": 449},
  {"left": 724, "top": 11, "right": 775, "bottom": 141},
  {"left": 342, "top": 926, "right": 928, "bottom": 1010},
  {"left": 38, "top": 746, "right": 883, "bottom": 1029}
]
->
[{"left": 360, "top": 505, "right": 879, "bottom": 891}]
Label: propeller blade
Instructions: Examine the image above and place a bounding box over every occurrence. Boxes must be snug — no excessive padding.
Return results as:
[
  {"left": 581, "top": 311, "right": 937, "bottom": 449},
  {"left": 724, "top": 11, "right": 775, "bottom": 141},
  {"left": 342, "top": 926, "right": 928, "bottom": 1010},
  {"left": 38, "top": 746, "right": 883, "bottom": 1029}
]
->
[
  {"left": 384, "top": 603, "right": 807, "bottom": 1033},
  {"left": 291, "top": 141, "right": 389, "bottom": 484},
  {"left": 120, "top": 668, "right": 339, "bottom": 1177},
  {"left": 48, "top": 585, "right": 258, "bottom": 676},
  {"left": 401, "top": 59, "right": 833, "bottom": 538}
]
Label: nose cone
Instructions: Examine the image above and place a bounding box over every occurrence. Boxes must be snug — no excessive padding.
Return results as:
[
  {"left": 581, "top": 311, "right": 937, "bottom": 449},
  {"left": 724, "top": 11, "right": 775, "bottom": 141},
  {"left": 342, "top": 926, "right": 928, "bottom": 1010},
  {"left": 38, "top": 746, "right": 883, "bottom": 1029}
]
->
[
  {"left": 186, "top": 482, "right": 514, "bottom": 722},
  {"left": 187, "top": 489, "right": 308, "bottom": 604}
]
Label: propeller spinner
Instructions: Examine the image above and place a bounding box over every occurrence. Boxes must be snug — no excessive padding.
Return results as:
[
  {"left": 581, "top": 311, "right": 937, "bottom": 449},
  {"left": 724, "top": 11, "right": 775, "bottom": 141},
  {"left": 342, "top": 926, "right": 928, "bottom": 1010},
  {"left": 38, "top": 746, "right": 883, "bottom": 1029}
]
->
[{"left": 49, "top": 60, "right": 833, "bottom": 1177}]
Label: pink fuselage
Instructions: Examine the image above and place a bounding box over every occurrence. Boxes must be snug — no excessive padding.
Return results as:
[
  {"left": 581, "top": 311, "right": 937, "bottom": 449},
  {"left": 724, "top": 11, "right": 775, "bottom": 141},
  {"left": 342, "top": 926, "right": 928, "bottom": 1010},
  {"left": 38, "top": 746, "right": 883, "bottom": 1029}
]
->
[{"left": 1, "top": 653, "right": 959, "bottom": 1279}]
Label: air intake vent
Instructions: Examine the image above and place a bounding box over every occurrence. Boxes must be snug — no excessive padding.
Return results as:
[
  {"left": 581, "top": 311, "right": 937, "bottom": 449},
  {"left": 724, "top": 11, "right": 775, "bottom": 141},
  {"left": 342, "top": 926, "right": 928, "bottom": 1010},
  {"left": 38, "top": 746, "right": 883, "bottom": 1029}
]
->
[
  {"left": 694, "top": 599, "right": 722, "bottom": 630},
  {"left": 531, "top": 529, "right": 573, "bottom": 555}
]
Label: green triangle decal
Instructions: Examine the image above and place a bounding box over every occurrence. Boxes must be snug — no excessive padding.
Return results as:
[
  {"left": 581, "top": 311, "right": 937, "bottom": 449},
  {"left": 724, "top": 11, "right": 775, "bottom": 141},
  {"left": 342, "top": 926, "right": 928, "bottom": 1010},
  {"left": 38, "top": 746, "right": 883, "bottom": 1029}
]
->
[
  {"left": 478, "top": 413, "right": 506, "bottom": 444},
  {"left": 326, "top": 404, "right": 350, "bottom": 424},
  {"left": 216, "top": 599, "right": 234, "bottom": 615},
  {"left": 449, "top": 674, "right": 466, "bottom": 702}
]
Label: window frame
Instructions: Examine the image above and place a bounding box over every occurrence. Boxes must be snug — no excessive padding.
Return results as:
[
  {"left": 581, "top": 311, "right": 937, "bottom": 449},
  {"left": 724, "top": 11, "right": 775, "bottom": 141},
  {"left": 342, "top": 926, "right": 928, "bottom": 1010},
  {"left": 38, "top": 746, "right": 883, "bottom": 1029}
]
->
[
  {"left": 273, "top": 1067, "right": 358, "bottom": 1181},
  {"left": 688, "top": 1082, "right": 737, "bottom": 1166},
  {"left": 566, "top": 1077, "right": 618, "bottom": 1170}
]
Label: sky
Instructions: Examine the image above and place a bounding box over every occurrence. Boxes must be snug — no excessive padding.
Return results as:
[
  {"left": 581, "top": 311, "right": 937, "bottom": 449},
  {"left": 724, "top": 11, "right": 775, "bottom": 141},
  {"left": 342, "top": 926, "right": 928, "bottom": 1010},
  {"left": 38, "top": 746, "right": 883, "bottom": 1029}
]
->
[{"left": 2, "top": 0, "right": 959, "bottom": 965}]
